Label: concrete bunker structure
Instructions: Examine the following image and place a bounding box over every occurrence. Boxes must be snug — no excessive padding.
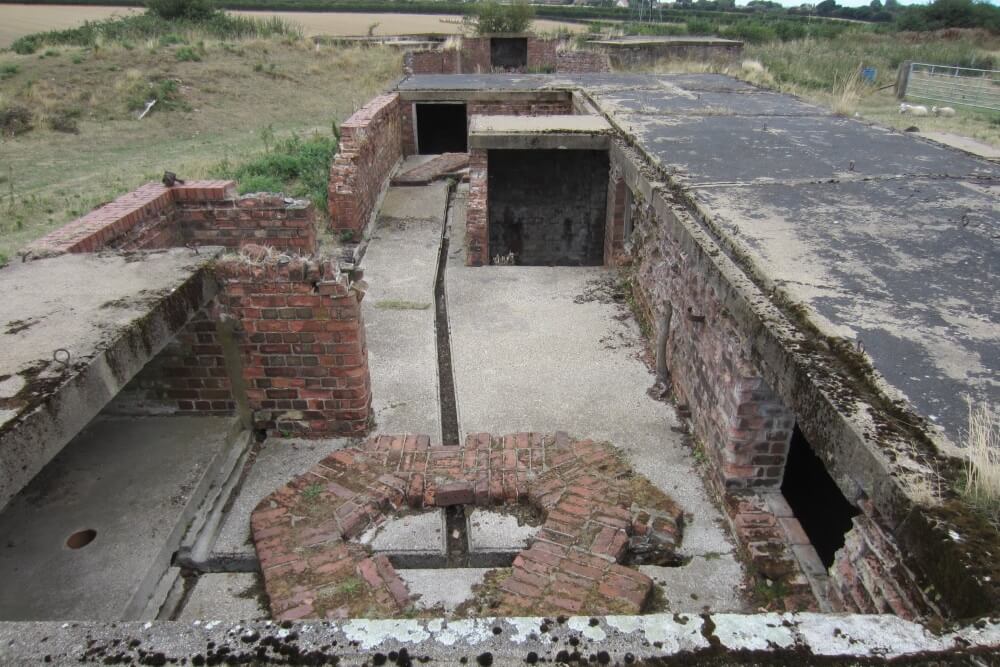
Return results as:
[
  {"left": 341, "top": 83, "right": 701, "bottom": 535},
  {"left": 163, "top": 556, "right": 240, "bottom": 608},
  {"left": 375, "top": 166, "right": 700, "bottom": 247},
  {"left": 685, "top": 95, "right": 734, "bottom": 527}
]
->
[{"left": 0, "top": 71, "right": 998, "bottom": 663}]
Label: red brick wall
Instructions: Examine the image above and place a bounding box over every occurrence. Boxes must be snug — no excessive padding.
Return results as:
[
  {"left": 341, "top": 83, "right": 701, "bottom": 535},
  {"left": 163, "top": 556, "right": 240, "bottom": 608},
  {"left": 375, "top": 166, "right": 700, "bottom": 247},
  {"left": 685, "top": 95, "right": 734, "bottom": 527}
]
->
[
  {"left": 460, "top": 37, "right": 491, "bottom": 73},
  {"left": 527, "top": 38, "right": 557, "bottom": 71},
  {"left": 604, "top": 170, "right": 626, "bottom": 266},
  {"left": 557, "top": 50, "right": 612, "bottom": 74},
  {"left": 829, "top": 497, "right": 936, "bottom": 619},
  {"left": 215, "top": 253, "right": 371, "bottom": 437},
  {"left": 106, "top": 305, "right": 235, "bottom": 416},
  {"left": 25, "top": 180, "right": 318, "bottom": 257},
  {"left": 177, "top": 193, "right": 317, "bottom": 253},
  {"left": 328, "top": 94, "right": 402, "bottom": 239},
  {"left": 403, "top": 37, "right": 565, "bottom": 75},
  {"left": 404, "top": 49, "right": 447, "bottom": 74},
  {"left": 466, "top": 149, "right": 489, "bottom": 266},
  {"left": 624, "top": 174, "right": 795, "bottom": 491}
]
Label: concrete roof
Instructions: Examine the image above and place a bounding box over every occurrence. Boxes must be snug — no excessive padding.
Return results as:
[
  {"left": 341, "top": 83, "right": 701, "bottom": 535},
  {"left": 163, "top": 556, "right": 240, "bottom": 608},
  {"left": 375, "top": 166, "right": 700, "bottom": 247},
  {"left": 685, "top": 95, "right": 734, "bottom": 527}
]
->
[
  {"left": 399, "top": 73, "right": 999, "bottom": 446},
  {"left": 0, "top": 249, "right": 220, "bottom": 509},
  {"left": 588, "top": 36, "right": 743, "bottom": 46}
]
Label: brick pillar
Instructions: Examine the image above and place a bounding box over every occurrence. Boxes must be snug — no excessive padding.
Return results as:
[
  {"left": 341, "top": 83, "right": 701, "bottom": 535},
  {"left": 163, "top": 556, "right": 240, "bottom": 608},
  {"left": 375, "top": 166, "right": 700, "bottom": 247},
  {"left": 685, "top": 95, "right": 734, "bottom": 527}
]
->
[
  {"left": 466, "top": 149, "right": 489, "bottom": 266},
  {"left": 401, "top": 100, "right": 416, "bottom": 157},
  {"left": 604, "top": 168, "right": 626, "bottom": 267},
  {"left": 720, "top": 374, "right": 794, "bottom": 489},
  {"left": 215, "top": 251, "right": 371, "bottom": 437}
]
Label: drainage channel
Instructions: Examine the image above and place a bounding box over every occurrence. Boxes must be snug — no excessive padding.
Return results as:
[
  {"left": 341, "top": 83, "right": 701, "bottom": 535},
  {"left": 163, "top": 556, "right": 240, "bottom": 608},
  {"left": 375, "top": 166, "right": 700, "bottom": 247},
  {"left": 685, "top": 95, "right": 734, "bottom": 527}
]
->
[{"left": 436, "top": 184, "right": 461, "bottom": 446}]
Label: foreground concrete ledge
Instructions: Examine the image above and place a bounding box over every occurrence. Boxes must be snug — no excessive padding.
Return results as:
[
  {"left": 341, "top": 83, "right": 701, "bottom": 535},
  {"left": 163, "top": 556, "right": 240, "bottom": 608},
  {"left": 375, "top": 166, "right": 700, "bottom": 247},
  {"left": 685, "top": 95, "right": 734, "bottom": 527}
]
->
[
  {"left": 0, "top": 248, "right": 223, "bottom": 509},
  {"left": 470, "top": 115, "right": 611, "bottom": 151},
  {"left": 0, "top": 614, "right": 996, "bottom": 664}
]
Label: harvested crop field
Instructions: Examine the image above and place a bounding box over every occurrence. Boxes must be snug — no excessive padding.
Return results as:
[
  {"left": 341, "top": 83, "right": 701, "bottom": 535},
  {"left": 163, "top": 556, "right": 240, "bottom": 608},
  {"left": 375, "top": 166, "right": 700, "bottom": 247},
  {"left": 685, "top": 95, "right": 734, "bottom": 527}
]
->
[{"left": 0, "top": 5, "right": 585, "bottom": 47}]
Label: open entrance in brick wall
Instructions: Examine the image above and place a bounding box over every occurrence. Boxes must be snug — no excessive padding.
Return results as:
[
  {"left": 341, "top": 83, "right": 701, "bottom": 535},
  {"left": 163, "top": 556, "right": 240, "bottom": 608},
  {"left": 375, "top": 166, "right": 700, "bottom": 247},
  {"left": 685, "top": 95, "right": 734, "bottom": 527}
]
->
[
  {"left": 490, "top": 37, "right": 528, "bottom": 70},
  {"left": 488, "top": 149, "right": 608, "bottom": 266},
  {"left": 416, "top": 103, "right": 468, "bottom": 154},
  {"left": 781, "top": 424, "right": 860, "bottom": 568}
]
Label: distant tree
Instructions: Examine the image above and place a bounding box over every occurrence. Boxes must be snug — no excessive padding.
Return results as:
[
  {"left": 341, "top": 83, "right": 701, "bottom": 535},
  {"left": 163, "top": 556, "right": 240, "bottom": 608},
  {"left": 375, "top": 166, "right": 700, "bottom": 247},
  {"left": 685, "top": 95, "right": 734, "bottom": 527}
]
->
[
  {"left": 869, "top": 0, "right": 883, "bottom": 10},
  {"left": 474, "top": 0, "right": 535, "bottom": 35},
  {"left": 884, "top": 0, "right": 899, "bottom": 9},
  {"left": 146, "top": 0, "right": 216, "bottom": 20},
  {"left": 815, "top": 0, "right": 839, "bottom": 16}
]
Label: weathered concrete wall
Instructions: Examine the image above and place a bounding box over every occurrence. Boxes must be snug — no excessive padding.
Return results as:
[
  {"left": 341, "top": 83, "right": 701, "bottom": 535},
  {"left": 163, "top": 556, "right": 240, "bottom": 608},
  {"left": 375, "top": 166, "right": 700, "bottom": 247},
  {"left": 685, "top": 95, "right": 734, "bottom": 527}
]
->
[
  {"left": 25, "top": 181, "right": 318, "bottom": 257},
  {"left": 214, "top": 252, "right": 371, "bottom": 438},
  {"left": 487, "top": 149, "right": 608, "bottom": 266},
  {"left": 328, "top": 93, "right": 403, "bottom": 240}
]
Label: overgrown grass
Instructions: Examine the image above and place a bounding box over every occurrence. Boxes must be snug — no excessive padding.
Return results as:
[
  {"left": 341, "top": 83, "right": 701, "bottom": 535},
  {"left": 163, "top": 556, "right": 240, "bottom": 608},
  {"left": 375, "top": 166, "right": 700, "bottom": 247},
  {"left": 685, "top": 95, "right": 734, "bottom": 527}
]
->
[
  {"left": 214, "top": 129, "right": 338, "bottom": 212},
  {"left": 10, "top": 11, "right": 302, "bottom": 55},
  {"left": 963, "top": 400, "right": 1000, "bottom": 522}
]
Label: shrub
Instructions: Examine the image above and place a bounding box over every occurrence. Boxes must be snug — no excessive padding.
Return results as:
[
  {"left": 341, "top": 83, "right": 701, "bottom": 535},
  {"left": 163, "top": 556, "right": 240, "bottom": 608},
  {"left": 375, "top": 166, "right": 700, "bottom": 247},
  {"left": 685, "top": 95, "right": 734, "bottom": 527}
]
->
[
  {"left": 964, "top": 400, "right": 1000, "bottom": 520},
  {"left": 46, "top": 108, "right": 82, "bottom": 134},
  {"left": 0, "top": 105, "right": 33, "bottom": 137},
  {"left": 0, "top": 64, "right": 18, "bottom": 80},
  {"left": 175, "top": 45, "right": 202, "bottom": 62},
  {"left": 475, "top": 0, "right": 534, "bottom": 35},
  {"left": 11, "top": 35, "right": 41, "bottom": 55},
  {"left": 686, "top": 18, "right": 715, "bottom": 35},
  {"left": 146, "top": 0, "right": 216, "bottom": 21},
  {"left": 239, "top": 174, "right": 285, "bottom": 194}
]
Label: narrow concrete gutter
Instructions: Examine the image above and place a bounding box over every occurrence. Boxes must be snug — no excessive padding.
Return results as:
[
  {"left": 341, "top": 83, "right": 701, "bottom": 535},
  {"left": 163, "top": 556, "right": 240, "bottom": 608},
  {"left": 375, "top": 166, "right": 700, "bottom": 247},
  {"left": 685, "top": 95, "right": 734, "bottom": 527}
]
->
[{"left": 1, "top": 614, "right": 996, "bottom": 664}]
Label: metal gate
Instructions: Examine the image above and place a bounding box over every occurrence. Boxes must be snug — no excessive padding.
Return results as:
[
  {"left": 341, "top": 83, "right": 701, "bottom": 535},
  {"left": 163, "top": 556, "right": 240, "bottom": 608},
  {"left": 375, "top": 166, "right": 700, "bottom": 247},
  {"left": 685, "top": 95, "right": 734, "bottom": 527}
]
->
[{"left": 898, "top": 61, "right": 1000, "bottom": 112}]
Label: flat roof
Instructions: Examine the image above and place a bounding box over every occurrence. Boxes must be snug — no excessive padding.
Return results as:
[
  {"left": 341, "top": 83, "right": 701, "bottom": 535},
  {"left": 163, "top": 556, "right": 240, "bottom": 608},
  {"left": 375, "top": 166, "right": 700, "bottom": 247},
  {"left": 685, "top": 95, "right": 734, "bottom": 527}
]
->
[{"left": 469, "top": 114, "right": 610, "bottom": 134}]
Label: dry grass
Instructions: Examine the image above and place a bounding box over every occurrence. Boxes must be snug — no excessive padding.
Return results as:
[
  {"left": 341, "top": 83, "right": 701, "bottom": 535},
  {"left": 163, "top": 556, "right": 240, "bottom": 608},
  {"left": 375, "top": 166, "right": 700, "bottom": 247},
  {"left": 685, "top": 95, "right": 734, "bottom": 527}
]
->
[
  {"left": 0, "top": 40, "right": 401, "bottom": 259},
  {"left": 963, "top": 400, "right": 1000, "bottom": 519}
]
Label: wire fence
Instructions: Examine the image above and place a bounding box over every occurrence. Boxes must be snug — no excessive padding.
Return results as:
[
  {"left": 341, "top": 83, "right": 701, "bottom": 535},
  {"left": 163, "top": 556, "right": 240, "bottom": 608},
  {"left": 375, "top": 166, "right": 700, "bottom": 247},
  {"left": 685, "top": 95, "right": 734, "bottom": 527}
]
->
[{"left": 900, "top": 62, "right": 1000, "bottom": 113}]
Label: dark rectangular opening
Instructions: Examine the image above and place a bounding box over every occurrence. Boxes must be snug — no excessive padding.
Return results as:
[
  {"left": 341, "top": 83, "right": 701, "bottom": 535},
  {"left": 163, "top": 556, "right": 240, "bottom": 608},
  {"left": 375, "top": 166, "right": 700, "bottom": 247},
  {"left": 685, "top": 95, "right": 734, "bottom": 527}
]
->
[
  {"left": 490, "top": 37, "right": 528, "bottom": 70},
  {"left": 415, "top": 103, "right": 468, "bottom": 154},
  {"left": 488, "top": 149, "right": 608, "bottom": 266},
  {"left": 781, "top": 424, "right": 860, "bottom": 568}
]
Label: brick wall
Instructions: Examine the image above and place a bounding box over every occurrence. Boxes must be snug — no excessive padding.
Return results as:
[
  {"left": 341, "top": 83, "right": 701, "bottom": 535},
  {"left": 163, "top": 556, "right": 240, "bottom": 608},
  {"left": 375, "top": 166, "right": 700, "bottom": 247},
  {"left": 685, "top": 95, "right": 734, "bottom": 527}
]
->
[
  {"left": 487, "top": 149, "right": 608, "bottom": 266},
  {"left": 328, "top": 93, "right": 403, "bottom": 240},
  {"left": 467, "top": 149, "right": 489, "bottom": 267},
  {"left": 25, "top": 180, "right": 318, "bottom": 258},
  {"left": 215, "top": 252, "right": 371, "bottom": 437},
  {"left": 106, "top": 305, "right": 235, "bottom": 416},
  {"left": 526, "top": 38, "right": 557, "bottom": 71},
  {"left": 604, "top": 170, "right": 627, "bottom": 266},
  {"left": 829, "top": 497, "right": 936, "bottom": 619},
  {"left": 623, "top": 168, "right": 795, "bottom": 491},
  {"left": 177, "top": 193, "right": 316, "bottom": 253},
  {"left": 557, "top": 49, "right": 612, "bottom": 74}
]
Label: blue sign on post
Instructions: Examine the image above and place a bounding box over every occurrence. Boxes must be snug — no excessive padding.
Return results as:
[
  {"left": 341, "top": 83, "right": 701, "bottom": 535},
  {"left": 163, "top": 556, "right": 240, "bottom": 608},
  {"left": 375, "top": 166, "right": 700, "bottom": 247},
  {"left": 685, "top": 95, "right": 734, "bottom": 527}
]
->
[{"left": 861, "top": 67, "right": 877, "bottom": 84}]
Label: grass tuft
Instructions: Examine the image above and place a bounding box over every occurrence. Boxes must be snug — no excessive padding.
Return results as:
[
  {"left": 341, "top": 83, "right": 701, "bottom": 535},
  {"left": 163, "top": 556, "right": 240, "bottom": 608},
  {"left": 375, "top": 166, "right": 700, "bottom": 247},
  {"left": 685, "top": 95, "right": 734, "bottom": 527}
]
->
[{"left": 963, "top": 399, "right": 1000, "bottom": 521}]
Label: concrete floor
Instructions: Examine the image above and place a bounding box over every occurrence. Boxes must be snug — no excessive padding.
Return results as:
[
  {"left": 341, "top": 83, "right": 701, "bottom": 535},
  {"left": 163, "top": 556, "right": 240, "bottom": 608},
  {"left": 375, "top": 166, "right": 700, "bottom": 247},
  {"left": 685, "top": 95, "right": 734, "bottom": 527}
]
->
[{"left": 0, "top": 415, "right": 238, "bottom": 620}]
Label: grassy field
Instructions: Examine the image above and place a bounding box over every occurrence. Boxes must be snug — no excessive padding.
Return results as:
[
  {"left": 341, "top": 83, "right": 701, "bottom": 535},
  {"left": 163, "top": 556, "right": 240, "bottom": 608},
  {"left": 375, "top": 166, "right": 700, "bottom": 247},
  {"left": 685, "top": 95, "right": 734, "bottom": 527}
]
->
[
  {"left": 648, "top": 27, "right": 1000, "bottom": 147},
  {"left": 0, "top": 5, "right": 584, "bottom": 48},
  {"left": 0, "top": 37, "right": 401, "bottom": 260}
]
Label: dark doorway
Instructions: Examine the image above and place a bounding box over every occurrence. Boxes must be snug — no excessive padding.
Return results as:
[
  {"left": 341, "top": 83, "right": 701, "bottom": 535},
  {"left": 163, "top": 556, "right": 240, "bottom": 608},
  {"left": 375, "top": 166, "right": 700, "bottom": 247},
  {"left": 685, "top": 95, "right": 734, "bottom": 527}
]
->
[
  {"left": 490, "top": 37, "right": 528, "bottom": 70},
  {"left": 781, "top": 424, "right": 860, "bottom": 568},
  {"left": 416, "top": 103, "right": 468, "bottom": 154},
  {"left": 488, "top": 149, "right": 608, "bottom": 266}
]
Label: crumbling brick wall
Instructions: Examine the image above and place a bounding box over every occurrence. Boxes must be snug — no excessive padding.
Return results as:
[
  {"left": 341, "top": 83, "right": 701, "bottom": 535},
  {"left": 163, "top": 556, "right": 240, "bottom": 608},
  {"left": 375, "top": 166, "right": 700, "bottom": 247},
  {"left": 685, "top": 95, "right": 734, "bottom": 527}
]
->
[
  {"left": 25, "top": 180, "right": 318, "bottom": 257},
  {"left": 328, "top": 93, "right": 403, "bottom": 240},
  {"left": 215, "top": 252, "right": 371, "bottom": 437},
  {"left": 610, "top": 153, "right": 795, "bottom": 491}
]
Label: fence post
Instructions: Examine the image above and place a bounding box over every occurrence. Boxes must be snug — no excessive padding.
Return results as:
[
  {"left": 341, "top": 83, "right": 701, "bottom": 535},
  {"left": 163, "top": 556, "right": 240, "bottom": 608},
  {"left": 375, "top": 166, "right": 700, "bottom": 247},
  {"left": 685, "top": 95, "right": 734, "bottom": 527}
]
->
[{"left": 895, "top": 60, "right": 912, "bottom": 100}]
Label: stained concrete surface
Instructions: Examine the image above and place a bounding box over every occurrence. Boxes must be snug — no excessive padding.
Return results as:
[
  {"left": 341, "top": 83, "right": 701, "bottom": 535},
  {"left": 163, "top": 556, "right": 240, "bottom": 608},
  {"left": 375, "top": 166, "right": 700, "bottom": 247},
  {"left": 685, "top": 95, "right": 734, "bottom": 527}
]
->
[
  {"left": 177, "top": 573, "right": 266, "bottom": 621},
  {"left": 446, "top": 187, "right": 745, "bottom": 610},
  {"left": 0, "top": 415, "right": 237, "bottom": 620},
  {"left": 692, "top": 177, "right": 998, "bottom": 442},
  {"left": 361, "top": 182, "right": 448, "bottom": 439},
  {"left": 467, "top": 509, "right": 539, "bottom": 553},
  {"left": 398, "top": 568, "right": 491, "bottom": 613},
  {"left": 0, "top": 249, "right": 220, "bottom": 510},
  {"left": 362, "top": 510, "right": 445, "bottom": 554},
  {"left": 213, "top": 437, "right": 351, "bottom": 557}
]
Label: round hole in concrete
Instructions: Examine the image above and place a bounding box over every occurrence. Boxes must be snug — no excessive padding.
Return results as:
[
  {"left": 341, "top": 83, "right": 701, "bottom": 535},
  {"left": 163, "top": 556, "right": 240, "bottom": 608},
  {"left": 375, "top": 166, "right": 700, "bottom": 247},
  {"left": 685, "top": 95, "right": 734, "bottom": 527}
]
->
[{"left": 66, "top": 529, "right": 96, "bottom": 550}]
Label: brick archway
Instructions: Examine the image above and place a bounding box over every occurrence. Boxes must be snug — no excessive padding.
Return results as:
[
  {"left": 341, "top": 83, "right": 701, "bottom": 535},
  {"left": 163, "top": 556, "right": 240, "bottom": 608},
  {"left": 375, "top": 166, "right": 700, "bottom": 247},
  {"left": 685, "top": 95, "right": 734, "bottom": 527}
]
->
[{"left": 251, "top": 432, "right": 684, "bottom": 620}]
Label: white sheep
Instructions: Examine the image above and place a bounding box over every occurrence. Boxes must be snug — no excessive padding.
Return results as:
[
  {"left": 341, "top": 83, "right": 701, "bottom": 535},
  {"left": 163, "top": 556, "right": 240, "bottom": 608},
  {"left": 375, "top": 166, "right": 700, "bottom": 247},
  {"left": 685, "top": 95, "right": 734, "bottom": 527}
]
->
[
  {"left": 932, "top": 105, "right": 956, "bottom": 117},
  {"left": 899, "top": 103, "right": 929, "bottom": 116}
]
